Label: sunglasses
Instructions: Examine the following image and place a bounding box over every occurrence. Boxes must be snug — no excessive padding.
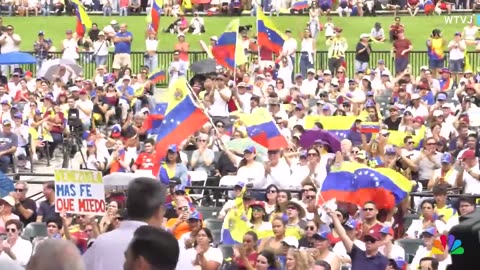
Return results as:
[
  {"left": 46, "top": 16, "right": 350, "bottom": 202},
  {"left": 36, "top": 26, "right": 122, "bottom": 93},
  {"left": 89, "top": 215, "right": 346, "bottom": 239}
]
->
[
  {"left": 305, "top": 195, "right": 315, "bottom": 200},
  {"left": 177, "top": 206, "right": 189, "bottom": 211},
  {"left": 287, "top": 206, "right": 297, "bottom": 211},
  {"left": 15, "top": 188, "right": 25, "bottom": 192},
  {"left": 307, "top": 152, "right": 318, "bottom": 156},
  {"left": 306, "top": 226, "right": 316, "bottom": 231},
  {"left": 197, "top": 139, "right": 207, "bottom": 142},
  {"left": 267, "top": 150, "right": 279, "bottom": 155},
  {"left": 426, "top": 143, "right": 436, "bottom": 146},
  {"left": 363, "top": 208, "right": 374, "bottom": 211},
  {"left": 47, "top": 224, "right": 58, "bottom": 228},
  {"left": 115, "top": 217, "right": 124, "bottom": 221},
  {"left": 267, "top": 190, "right": 277, "bottom": 194},
  {"left": 352, "top": 150, "right": 359, "bottom": 154},
  {"left": 216, "top": 125, "right": 224, "bottom": 128},
  {"left": 407, "top": 141, "right": 414, "bottom": 145},
  {"left": 6, "top": 228, "right": 16, "bottom": 232},
  {"left": 252, "top": 207, "right": 264, "bottom": 212}
]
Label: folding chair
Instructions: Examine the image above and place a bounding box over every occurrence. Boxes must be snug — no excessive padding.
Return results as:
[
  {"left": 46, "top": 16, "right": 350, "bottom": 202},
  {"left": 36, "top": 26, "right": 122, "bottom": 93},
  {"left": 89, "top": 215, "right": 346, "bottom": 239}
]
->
[
  {"left": 218, "top": 175, "right": 240, "bottom": 205},
  {"left": 188, "top": 170, "right": 208, "bottom": 205}
]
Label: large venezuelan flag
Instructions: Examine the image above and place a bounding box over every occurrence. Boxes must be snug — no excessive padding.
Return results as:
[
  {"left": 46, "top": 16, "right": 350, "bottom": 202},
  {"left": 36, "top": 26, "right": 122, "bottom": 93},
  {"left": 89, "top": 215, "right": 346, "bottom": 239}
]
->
[
  {"left": 257, "top": 9, "right": 287, "bottom": 55},
  {"left": 304, "top": 115, "right": 356, "bottom": 139},
  {"left": 70, "top": 0, "right": 92, "bottom": 37},
  {"left": 239, "top": 108, "right": 288, "bottom": 149},
  {"left": 212, "top": 19, "right": 246, "bottom": 69},
  {"left": 154, "top": 78, "right": 209, "bottom": 159},
  {"left": 320, "top": 162, "right": 412, "bottom": 210},
  {"left": 148, "top": 69, "right": 166, "bottom": 83},
  {"left": 147, "top": 0, "right": 163, "bottom": 33}
]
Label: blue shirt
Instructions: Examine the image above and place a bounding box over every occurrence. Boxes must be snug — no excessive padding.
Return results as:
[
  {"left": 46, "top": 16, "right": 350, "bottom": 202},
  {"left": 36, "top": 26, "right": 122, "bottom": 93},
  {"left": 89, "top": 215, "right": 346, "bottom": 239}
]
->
[
  {"left": 114, "top": 31, "right": 133, "bottom": 54},
  {"left": 348, "top": 244, "right": 388, "bottom": 270},
  {"left": 117, "top": 85, "right": 134, "bottom": 102}
]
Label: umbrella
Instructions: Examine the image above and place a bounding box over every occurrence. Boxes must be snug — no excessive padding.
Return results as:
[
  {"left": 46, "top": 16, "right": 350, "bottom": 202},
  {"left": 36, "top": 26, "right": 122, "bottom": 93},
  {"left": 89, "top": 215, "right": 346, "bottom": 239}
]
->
[
  {"left": 0, "top": 172, "right": 13, "bottom": 198},
  {"left": 37, "top": 59, "right": 82, "bottom": 81},
  {"left": 225, "top": 138, "right": 268, "bottom": 162},
  {"left": 0, "top": 52, "right": 35, "bottom": 65},
  {"left": 190, "top": 59, "right": 217, "bottom": 74},
  {"left": 299, "top": 129, "right": 341, "bottom": 152}
]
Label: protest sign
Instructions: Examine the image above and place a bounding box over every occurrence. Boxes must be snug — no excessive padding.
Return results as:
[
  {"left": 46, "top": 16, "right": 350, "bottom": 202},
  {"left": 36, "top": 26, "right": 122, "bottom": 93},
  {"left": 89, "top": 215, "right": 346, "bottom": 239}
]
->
[{"left": 54, "top": 169, "right": 106, "bottom": 215}]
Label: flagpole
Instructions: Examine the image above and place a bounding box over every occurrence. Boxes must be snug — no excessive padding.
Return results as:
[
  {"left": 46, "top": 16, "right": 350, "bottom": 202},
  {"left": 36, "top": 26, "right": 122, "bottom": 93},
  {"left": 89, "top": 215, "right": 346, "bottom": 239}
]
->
[
  {"left": 185, "top": 81, "right": 223, "bottom": 136},
  {"left": 256, "top": 5, "right": 262, "bottom": 68}
]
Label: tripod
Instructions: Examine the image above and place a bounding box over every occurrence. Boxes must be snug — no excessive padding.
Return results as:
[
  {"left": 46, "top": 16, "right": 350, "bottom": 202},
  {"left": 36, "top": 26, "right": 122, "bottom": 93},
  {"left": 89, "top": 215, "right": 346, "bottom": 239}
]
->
[{"left": 62, "top": 128, "right": 87, "bottom": 169}]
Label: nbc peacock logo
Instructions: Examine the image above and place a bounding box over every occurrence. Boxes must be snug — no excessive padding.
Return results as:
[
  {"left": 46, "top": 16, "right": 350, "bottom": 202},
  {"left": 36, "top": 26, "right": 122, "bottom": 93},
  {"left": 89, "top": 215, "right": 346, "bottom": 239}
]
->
[{"left": 432, "top": 235, "right": 465, "bottom": 255}]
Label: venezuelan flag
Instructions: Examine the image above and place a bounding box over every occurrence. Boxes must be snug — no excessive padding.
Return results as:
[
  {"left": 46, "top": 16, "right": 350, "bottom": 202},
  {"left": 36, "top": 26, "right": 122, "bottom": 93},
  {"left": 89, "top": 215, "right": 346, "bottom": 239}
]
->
[
  {"left": 320, "top": 162, "right": 412, "bottom": 210},
  {"left": 147, "top": 0, "right": 163, "bottom": 33},
  {"left": 304, "top": 115, "right": 356, "bottom": 140},
  {"left": 359, "top": 122, "right": 381, "bottom": 134},
  {"left": 144, "top": 113, "right": 164, "bottom": 135},
  {"left": 212, "top": 19, "right": 247, "bottom": 70},
  {"left": 239, "top": 108, "right": 288, "bottom": 149},
  {"left": 154, "top": 78, "right": 209, "bottom": 159},
  {"left": 70, "top": 0, "right": 92, "bottom": 37},
  {"left": 222, "top": 185, "right": 249, "bottom": 245},
  {"left": 387, "top": 126, "right": 425, "bottom": 148},
  {"left": 257, "top": 9, "right": 287, "bottom": 55},
  {"left": 148, "top": 69, "right": 166, "bottom": 84},
  {"left": 292, "top": 0, "right": 309, "bottom": 10},
  {"left": 427, "top": 38, "right": 444, "bottom": 61}
]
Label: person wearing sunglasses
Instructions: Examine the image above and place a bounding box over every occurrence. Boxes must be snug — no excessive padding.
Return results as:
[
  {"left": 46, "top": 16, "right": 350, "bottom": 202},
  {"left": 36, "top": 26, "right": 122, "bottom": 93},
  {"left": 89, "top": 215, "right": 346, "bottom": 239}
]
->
[
  {"left": 11, "top": 181, "right": 36, "bottom": 226},
  {"left": 0, "top": 219, "right": 32, "bottom": 267},
  {"left": 299, "top": 219, "right": 320, "bottom": 249},
  {"left": 359, "top": 201, "right": 383, "bottom": 241},
  {"left": 166, "top": 197, "right": 193, "bottom": 240}
]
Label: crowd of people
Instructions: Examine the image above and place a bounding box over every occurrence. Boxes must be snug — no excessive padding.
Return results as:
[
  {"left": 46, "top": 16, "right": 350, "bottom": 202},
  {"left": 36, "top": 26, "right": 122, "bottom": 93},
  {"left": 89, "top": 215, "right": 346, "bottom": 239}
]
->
[{"left": 0, "top": 3, "right": 478, "bottom": 269}]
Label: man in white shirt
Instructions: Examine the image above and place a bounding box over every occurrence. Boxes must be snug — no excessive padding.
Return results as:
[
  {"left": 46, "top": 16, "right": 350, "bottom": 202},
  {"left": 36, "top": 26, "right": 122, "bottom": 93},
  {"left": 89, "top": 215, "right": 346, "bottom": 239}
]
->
[
  {"left": 407, "top": 94, "right": 429, "bottom": 118},
  {"left": 83, "top": 178, "right": 167, "bottom": 270},
  {"left": 235, "top": 82, "right": 252, "bottom": 113},
  {"left": 0, "top": 25, "right": 21, "bottom": 75},
  {"left": 459, "top": 150, "right": 480, "bottom": 195},
  {"left": 301, "top": 68, "right": 318, "bottom": 97},
  {"left": 75, "top": 90, "right": 94, "bottom": 131},
  {"left": 207, "top": 74, "right": 231, "bottom": 118},
  {"left": 62, "top": 30, "right": 79, "bottom": 61}
]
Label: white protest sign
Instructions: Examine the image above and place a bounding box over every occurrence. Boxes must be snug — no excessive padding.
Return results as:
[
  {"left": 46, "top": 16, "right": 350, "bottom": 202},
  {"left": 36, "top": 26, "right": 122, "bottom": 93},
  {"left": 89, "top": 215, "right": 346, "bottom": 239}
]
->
[{"left": 54, "top": 169, "right": 106, "bottom": 215}]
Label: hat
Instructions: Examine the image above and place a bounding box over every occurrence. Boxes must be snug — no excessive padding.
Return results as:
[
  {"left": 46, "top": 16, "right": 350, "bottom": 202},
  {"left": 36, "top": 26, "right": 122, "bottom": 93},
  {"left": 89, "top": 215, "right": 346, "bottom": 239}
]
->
[
  {"left": 13, "top": 112, "right": 22, "bottom": 119},
  {"left": 420, "top": 66, "right": 429, "bottom": 71},
  {"left": 66, "top": 30, "right": 72, "bottom": 34},
  {"left": 250, "top": 201, "right": 266, "bottom": 209},
  {"left": 2, "top": 119, "right": 11, "bottom": 126},
  {"left": 0, "top": 196, "right": 14, "bottom": 207},
  {"left": 122, "top": 76, "right": 131, "bottom": 81},
  {"left": 168, "top": 144, "right": 178, "bottom": 152},
  {"left": 331, "top": 78, "right": 339, "bottom": 86},
  {"left": 244, "top": 146, "right": 256, "bottom": 154},
  {"left": 34, "top": 109, "right": 41, "bottom": 115},
  {"left": 173, "top": 50, "right": 180, "bottom": 55},
  {"left": 295, "top": 103, "right": 304, "bottom": 110},
  {"left": 86, "top": 141, "right": 95, "bottom": 147},
  {"left": 98, "top": 31, "right": 105, "bottom": 36},
  {"left": 422, "top": 227, "right": 436, "bottom": 236},
  {"left": 334, "top": 27, "right": 343, "bottom": 33},
  {"left": 285, "top": 29, "right": 292, "bottom": 33},
  {"left": 460, "top": 149, "right": 476, "bottom": 160},
  {"left": 69, "top": 86, "right": 81, "bottom": 92},
  {"left": 381, "top": 130, "right": 390, "bottom": 136},
  {"left": 322, "top": 104, "right": 331, "bottom": 111},
  {"left": 442, "top": 103, "right": 452, "bottom": 109},
  {"left": 344, "top": 218, "right": 358, "bottom": 230},
  {"left": 243, "top": 191, "right": 254, "bottom": 200},
  {"left": 237, "top": 82, "right": 247, "bottom": 88},
  {"left": 110, "top": 20, "right": 118, "bottom": 25},
  {"left": 381, "top": 71, "right": 391, "bottom": 77},
  {"left": 365, "top": 99, "right": 375, "bottom": 108},
  {"left": 364, "top": 232, "right": 382, "bottom": 242},
  {"left": 38, "top": 31, "right": 44, "bottom": 35},
  {"left": 177, "top": 33, "right": 185, "bottom": 38},
  {"left": 281, "top": 236, "right": 299, "bottom": 248},
  {"left": 256, "top": 74, "right": 265, "bottom": 80},
  {"left": 441, "top": 152, "right": 453, "bottom": 164},
  {"left": 174, "top": 185, "right": 186, "bottom": 193},
  {"left": 287, "top": 200, "right": 306, "bottom": 219},
  {"left": 356, "top": 150, "right": 367, "bottom": 160},
  {"left": 441, "top": 68, "right": 450, "bottom": 74},
  {"left": 362, "top": 75, "right": 371, "bottom": 82},
  {"left": 307, "top": 68, "right": 315, "bottom": 74},
  {"left": 188, "top": 211, "right": 202, "bottom": 221},
  {"left": 313, "top": 231, "right": 330, "bottom": 240},
  {"left": 210, "top": 36, "right": 218, "bottom": 41},
  {"left": 465, "top": 69, "right": 473, "bottom": 74},
  {"left": 323, "top": 70, "right": 332, "bottom": 75},
  {"left": 79, "top": 90, "right": 87, "bottom": 95},
  {"left": 380, "top": 226, "right": 394, "bottom": 235},
  {"left": 414, "top": 116, "right": 424, "bottom": 124},
  {"left": 360, "top": 33, "right": 370, "bottom": 39},
  {"left": 437, "top": 94, "right": 447, "bottom": 101},
  {"left": 294, "top": 73, "right": 303, "bottom": 79},
  {"left": 455, "top": 31, "right": 462, "bottom": 36},
  {"left": 378, "top": 59, "right": 385, "bottom": 64},
  {"left": 0, "top": 100, "right": 11, "bottom": 107},
  {"left": 367, "top": 91, "right": 374, "bottom": 97},
  {"left": 411, "top": 93, "right": 421, "bottom": 100},
  {"left": 433, "top": 110, "right": 443, "bottom": 117},
  {"left": 299, "top": 150, "right": 307, "bottom": 158},
  {"left": 234, "top": 181, "right": 245, "bottom": 188},
  {"left": 111, "top": 124, "right": 122, "bottom": 138},
  {"left": 385, "top": 147, "right": 396, "bottom": 155}
]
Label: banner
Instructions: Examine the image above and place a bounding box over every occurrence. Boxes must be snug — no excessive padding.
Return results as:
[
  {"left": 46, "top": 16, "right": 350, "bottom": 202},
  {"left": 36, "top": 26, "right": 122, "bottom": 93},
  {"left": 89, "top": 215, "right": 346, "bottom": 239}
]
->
[{"left": 54, "top": 169, "right": 106, "bottom": 215}]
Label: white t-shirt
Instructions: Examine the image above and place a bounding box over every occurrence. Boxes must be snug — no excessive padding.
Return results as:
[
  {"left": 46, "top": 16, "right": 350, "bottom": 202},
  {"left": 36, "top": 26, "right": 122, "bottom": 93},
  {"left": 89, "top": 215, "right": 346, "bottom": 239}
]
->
[
  {"left": 93, "top": 40, "right": 109, "bottom": 56},
  {"left": 236, "top": 161, "right": 266, "bottom": 188},
  {"left": 379, "top": 244, "right": 405, "bottom": 260},
  {"left": 410, "top": 246, "right": 451, "bottom": 270},
  {"left": 238, "top": 92, "right": 252, "bottom": 113},
  {"left": 301, "top": 78, "right": 318, "bottom": 97},
  {"left": 0, "top": 238, "right": 32, "bottom": 267},
  {"left": 62, "top": 38, "right": 79, "bottom": 60},
  {"left": 75, "top": 99, "right": 94, "bottom": 122},
  {"left": 266, "top": 158, "right": 291, "bottom": 189},
  {"left": 7, "top": 82, "right": 21, "bottom": 99},
  {"left": 463, "top": 166, "right": 480, "bottom": 194},
  {"left": 178, "top": 246, "right": 223, "bottom": 270},
  {"left": 282, "top": 38, "right": 297, "bottom": 56},
  {"left": 0, "top": 33, "right": 21, "bottom": 53},
  {"left": 209, "top": 88, "right": 231, "bottom": 117},
  {"left": 145, "top": 39, "right": 159, "bottom": 52}
]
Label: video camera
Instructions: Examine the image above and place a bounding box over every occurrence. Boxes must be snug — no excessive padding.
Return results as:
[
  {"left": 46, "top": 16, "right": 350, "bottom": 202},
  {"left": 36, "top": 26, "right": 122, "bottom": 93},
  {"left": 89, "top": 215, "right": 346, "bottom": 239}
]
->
[{"left": 67, "top": 108, "right": 84, "bottom": 134}]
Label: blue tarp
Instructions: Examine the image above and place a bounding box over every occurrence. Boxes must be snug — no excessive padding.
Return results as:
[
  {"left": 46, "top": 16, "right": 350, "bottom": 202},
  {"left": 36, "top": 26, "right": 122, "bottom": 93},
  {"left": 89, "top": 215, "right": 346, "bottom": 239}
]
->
[{"left": 0, "top": 52, "right": 36, "bottom": 65}]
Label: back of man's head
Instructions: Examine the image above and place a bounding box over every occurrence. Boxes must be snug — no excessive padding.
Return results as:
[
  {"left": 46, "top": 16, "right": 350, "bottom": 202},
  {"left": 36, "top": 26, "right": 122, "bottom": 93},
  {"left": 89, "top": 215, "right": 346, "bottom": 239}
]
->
[
  {"left": 127, "top": 225, "right": 180, "bottom": 270},
  {"left": 126, "top": 177, "right": 166, "bottom": 223},
  {"left": 26, "top": 239, "right": 85, "bottom": 270}
]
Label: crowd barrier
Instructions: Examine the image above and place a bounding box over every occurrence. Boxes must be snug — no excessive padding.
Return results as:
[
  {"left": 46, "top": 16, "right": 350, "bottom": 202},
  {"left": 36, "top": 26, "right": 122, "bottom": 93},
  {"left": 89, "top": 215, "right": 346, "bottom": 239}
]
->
[{"left": 18, "top": 51, "right": 480, "bottom": 82}]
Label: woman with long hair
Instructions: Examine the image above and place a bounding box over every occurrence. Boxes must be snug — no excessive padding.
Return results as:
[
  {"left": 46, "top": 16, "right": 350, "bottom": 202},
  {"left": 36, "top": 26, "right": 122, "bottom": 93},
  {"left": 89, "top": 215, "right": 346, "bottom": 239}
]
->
[
  {"left": 255, "top": 249, "right": 280, "bottom": 270},
  {"left": 286, "top": 248, "right": 311, "bottom": 270},
  {"left": 405, "top": 200, "right": 445, "bottom": 239},
  {"left": 158, "top": 144, "right": 189, "bottom": 185},
  {"left": 299, "top": 219, "right": 320, "bottom": 249},
  {"left": 264, "top": 184, "right": 279, "bottom": 216},
  {"left": 270, "top": 190, "right": 291, "bottom": 221},
  {"left": 191, "top": 228, "right": 223, "bottom": 270},
  {"left": 225, "top": 145, "right": 266, "bottom": 188},
  {"left": 249, "top": 201, "right": 273, "bottom": 239},
  {"left": 299, "top": 29, "right": 316, "bottom": 78},
  {"left": 234, "top": 231, "right": 259, "bottom": 270}
]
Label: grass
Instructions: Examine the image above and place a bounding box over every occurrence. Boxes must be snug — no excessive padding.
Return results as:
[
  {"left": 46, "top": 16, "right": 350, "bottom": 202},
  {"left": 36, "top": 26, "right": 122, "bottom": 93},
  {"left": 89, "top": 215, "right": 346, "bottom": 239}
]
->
[{"left": 4, "top": 15, "right": 473, "bottom": 52}]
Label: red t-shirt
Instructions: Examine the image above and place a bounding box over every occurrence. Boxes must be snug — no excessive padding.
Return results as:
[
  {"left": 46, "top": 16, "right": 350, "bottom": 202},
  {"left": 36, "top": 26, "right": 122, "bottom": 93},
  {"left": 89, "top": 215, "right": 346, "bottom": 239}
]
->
[
  {"left": 43, "top": 110, "right": 65, "bottom": 134},
  {"left": 71, "top": 231, "right": 88, "bottom": 253},
  {"left": 360, "top": 222, "right": 383, "bottom": 241},
  {"left": 135, "top": 152, "right": 160, "bottom": 176},
  {"left": 393, "top": 38, "right": 412, "bottom": 59},
  {"left": 407, "top": 0, "right": 419, "bottom": 5},
  {"left": 235, "top": 252, "right": 258, "bottom": 270}
]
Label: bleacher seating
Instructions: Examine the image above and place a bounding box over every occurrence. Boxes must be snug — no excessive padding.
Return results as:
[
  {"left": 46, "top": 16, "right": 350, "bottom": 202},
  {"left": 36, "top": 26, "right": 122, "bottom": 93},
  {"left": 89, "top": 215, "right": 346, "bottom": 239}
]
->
[
  {"left": 403, "top": 213, "right": 420, "bottom": 230},
  {"left": 395, "top": 238, "right": 424, "bottom": 263},
  {"left": 21, "top": 222, "right": 47, "bottom": 241},
  {"left": 204, "top": 219, "right": 223, "bottom": 231},
  {"left": 197, "top": 206, "right": 221, "bottom": 220}
]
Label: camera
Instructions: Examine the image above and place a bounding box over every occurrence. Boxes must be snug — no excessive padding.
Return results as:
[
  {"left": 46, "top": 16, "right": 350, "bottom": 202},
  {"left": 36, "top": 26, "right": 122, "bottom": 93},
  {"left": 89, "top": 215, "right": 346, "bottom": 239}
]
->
[{"left": 67, "top": 108, "right": 84, "bottom": 134}]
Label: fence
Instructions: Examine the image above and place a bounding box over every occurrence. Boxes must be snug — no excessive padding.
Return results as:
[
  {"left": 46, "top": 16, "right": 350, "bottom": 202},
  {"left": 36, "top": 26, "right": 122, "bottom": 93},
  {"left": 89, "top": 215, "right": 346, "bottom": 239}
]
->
[{"left": 17, "top": 51, "right": 480, "bottom": 84}]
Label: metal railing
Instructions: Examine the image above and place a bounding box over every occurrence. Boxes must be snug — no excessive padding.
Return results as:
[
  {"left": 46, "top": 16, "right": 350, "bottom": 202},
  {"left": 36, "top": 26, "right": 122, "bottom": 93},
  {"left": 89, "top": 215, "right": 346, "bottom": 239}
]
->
[{"left": 18, "top": 51, "right": 480, "bottom": 85}]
